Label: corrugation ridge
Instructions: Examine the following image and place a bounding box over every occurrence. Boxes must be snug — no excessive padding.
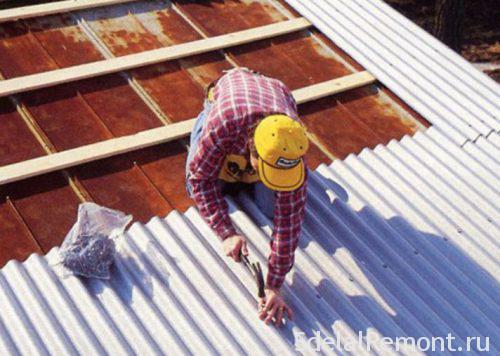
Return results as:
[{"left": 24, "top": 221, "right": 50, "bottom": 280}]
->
[
  {"left": 1, "top": 259, "right": 78, "bottom": 355},
  {"left": 328, "top": 0, "right": 495, "bottom": 133},
  {"left": 221, "top": 200, "right": 385, "bottom": 356},
  {"left": 419, "top": 131, "right": 500, "bottom": 194},
  {"left": 154, "top": 214, "right": 279, "bottom": 355},
  {"left": 388, "top": 137, "right": 500, "bottom": 225},
  {"left": 22, "top": 254, "right": 106, "bottom": 355},
  {"left": 283, "top": 0, "right": 476, "bottom": 142},
  {"left": 349, "top": 0, "right": 499, "bottom": 127},
  {"left": 462, "top": 135, "right": 500, "bottom": 168},
  {"left": 234, "top": 192, "right": 437, "bottom": 353},
  {"left": 373, "top": 142, "right": 500, "bottom": 245},
  {"left": 300, "top": 177, "right": 493, "bottom": 348},
  {"left": 0, "top": 270, "right": 41, "bottom": 356},
  {"left": 476, "top": 132, "right": 500, "bottom": 152},
  {"left": 42, "top": 249, "right": 135, "bottom": 355},
  {"left": 234, "top": 192, "right": 480, "bottom": 354},
  {"left": 127, "top": 221, "right": 242, "bottom": 355},
  {"left": 308, "top": 170, "right": 500, "bottom": 330},
  {"left": 0, "top": 310, "right": 18, "bottom": 356},
  {"left": 399, "top": 136, "right": 500, "bottom": 213},
  {"left": 362, "top": 146, "right": 500, "bottom": 251},
  {"left": 87, "top": 273, "right": 164, "bottom": 355},
  {"left": 171, "top": 210, "right": 316, "bottom": 355},
  {"left": 183, "top": 209, "right": 336, "bottom": 356},
  {"left": 230, "top": 195, "right": 413, "bottom": 356},
  {"left": 108, "top": 241, "right": 196, "bottom": 354},
  {"left": 70, "top": 265, "right": 163, "bottom": 355},
  {"left": 400, "top": 133, "right": 500, "bottom": 202},
  {"left": 388, "top": 139, "right": 500, "bottom": 226},
  {"left": 123, "top": 223, "right": 221, "bottom": 354},
  {"left": 342, "top": 153, "right": 500, "bottom": 277},
  {"left": 318, "top": 165, "right": 500, "bottom": 308},
  {"left": 366, "top": 0, "right": 500, "bottom": 102},
  {"left": 320, "top": 162, "right": 500, "bottom": 305},
  {"left": 470, "top": 137, "right": 500, "bottom": 166},
  {"left": 487, "top": 132, "right": 500, "bottom": 147}
]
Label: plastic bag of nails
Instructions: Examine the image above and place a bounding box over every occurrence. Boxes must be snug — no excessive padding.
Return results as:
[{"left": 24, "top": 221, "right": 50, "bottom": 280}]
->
[{"left": 54, "top": 202, "right": 132, "bottom": 280}]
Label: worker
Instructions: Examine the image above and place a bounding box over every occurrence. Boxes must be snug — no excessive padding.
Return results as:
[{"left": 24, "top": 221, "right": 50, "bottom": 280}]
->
[{"left": 185, "top": 68, "right": 309, "bottom": 326}]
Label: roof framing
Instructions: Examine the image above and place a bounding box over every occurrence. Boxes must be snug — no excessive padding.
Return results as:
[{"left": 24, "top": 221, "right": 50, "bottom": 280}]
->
[
  {"left": 0, "top": 0, "right": 138, "bottom": 23},
  {"left": 0, "top": 71, "right": 376, "bottom": 185},
  {"left": 0, "top": 18, "right": 312, "bottom": 97}
]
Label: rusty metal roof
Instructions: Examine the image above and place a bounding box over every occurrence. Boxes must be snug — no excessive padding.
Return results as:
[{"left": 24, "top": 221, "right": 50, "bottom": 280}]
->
[{"left": 0, "top": 0, "right": 428, "bottom": 265}]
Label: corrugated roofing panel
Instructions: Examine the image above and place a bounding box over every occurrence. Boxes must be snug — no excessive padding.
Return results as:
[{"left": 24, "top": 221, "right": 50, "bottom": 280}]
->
[
  {"left": 1, "top": 125, "right": 498, "bottom": 354},
  {"left": 284, "top": 0, "right": 500, "bottom": 144}
]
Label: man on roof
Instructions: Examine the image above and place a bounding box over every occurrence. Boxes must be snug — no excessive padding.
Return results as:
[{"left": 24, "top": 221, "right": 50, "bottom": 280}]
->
[{"left": 185, "top": 68, "right": 309, "bottom": 326}]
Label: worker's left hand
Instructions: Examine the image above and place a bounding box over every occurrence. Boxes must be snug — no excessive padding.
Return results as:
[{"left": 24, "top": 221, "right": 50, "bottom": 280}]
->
[{"left": 258, "top": 287, "right": 294, "bottom": 327}]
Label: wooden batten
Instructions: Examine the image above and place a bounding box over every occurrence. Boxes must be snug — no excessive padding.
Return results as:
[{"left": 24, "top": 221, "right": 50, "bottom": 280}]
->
[
  {"left": 0, "top": 71, "right": 376, "bottom": 185},
  {"left": 0, "top": 18, "right": 312, "bottom": 97}
]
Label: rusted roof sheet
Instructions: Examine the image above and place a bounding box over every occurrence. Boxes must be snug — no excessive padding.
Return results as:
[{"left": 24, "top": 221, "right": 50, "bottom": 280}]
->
[
  {"left": 0, "top": 0, "right": 427, "bottom": 264},
  {"left": 0, "top": 127, "right": 498, "bottom": 355}
]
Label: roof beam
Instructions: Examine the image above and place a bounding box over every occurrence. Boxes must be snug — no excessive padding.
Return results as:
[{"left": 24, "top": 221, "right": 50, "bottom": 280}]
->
[
  {"left": 0, "top": 71, "right": 376, "bottom": 185},
  {"left": 0, "top": 0, "right": 138, "bottom": 23},
  {"left": 293, "top": 71, "right": 376, "bottom": 104},
  {"left": 1, "top": 120, "right": 196, "bottom": 186},
  {"left": 0, "top": 18, "right": 312, "bottom": 97}
]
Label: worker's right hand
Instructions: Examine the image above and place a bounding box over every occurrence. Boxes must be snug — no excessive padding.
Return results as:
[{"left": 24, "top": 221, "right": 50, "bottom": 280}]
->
[{"left": 223, "top": 235, "right": 248, "bottom": 262}]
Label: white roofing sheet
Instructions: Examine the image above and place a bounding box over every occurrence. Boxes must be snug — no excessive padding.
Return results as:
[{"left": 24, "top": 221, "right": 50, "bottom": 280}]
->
[
  {"left": 1, "top": 127, "right": 498, "bottom": 355},
  {"left": 284, "top": 0, "right": 500, "bottom": 145}
]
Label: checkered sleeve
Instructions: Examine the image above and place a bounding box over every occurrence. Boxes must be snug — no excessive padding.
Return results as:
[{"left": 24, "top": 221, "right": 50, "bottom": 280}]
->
[
  {"left": 188, "top": 108, "right": 241, "bottom": 240},
  {"left": 266, "top": 169, "right": 308, "bottom": 289}
]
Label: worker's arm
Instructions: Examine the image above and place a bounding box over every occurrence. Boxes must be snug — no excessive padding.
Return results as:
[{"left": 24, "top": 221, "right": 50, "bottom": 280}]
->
[
  {"left": 188, "top": 109, "right": 242, "bottom": 240},
  {"left": 258, "top": 172, "right": 307, "bottom": 326},
  {"left": 267, "top": 170, "right": 308, "bottom": 289}
]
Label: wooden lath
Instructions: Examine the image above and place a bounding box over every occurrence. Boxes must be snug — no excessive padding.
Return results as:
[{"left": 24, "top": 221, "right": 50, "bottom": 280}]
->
[
  {"left": 0, "top": 18, "right": 312, "bottom": 97},
  {"left": 293, "top": 71, "right": 376, "bottom": 104},
  {"left": 0, "top": 71, "right": 376, "bottom": 185},
  {"left": 0, "top": 0, "right": 139, "bottom": 22}
]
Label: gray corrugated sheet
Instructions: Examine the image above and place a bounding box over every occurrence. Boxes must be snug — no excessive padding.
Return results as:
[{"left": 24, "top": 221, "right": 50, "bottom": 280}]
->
[
  {"left": 284, "top": 0, "right": 500, "bottom": 145},
  {"left": 1, "top": 127, "right": 499, "bottom": 355}
]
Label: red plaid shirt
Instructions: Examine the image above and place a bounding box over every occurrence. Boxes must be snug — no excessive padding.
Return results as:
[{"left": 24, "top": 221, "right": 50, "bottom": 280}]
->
[{"left": 188, "top": 68, "right": 308, "bottom": 289}]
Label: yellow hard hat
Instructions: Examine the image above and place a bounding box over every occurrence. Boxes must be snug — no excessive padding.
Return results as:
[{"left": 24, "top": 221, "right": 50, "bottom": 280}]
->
[{"left": 254, "top": 114, "right": 309, "bottom": 191}]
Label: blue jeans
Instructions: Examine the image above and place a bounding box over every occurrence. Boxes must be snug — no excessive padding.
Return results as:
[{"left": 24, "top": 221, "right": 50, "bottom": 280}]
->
[{"left": 185, "top": 100, "right": 275, "bottom": 219}]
